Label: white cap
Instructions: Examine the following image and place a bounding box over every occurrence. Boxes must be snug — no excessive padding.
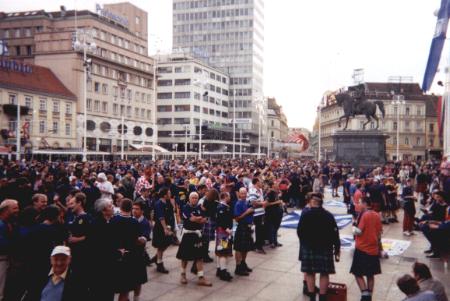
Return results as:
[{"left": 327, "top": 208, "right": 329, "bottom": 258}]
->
[{"left": 51, "top": 246, "right": 71, "bottom": 257}]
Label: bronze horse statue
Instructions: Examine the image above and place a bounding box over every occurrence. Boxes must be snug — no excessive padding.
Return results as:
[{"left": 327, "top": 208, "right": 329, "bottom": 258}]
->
[{"left": 333, "top": 92, "right": 385, "bottom": 130}]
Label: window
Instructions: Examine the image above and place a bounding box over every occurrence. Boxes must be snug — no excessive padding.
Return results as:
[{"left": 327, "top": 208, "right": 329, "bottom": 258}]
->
[
  {"left": 135, "top": 16, "right": 140, "bottom": 24},
  {"left": 135, "top": 108, "right": 139, "bottom": 118},
  {"left": 393, "top": 121, "right": 398, "bottom": 130},
  {"left": 405, "top": 107, "right": 410, "bottom": 116},
  {"left": 25, "top": 96, "right": 32, "bottom": 109},
  {"left": 39, "top": 120, "right": 46, "bottom": 134},
  {"left": 157, "top": 105, "right": 172, "bottom": 112},
  {"left": 87, "top": 99, "right": 92, "bottom": 111},
  {"left": 405, "top": 137, "right": 409, "bottom": 145},
  {"left": 175, "top": 67, "right": 183, "bottom": 73},
  {"left": 147, "top": 94, "right": 151, "bottom": 104},
  {"left": 157, "top": 79, "right": 173, "bottom": 86},
  {"left": 175, "top": 79, "right": 191, "bottom": 85},
  {"left": 135, "top": 92, "right": 140, "bottom": 101},
  {"left": 87, "top": 79, "right": 92, "bottom": 92},
  {"left": 52, "top": 122, "right": 58, "bottom": 134},
  {"left": 174, "top": 92, "right": 190, "bottom": 99},
  {"left": 39, "top": 99, "right": 47, "bottom": 111},
  {"left": 127, "top": 89, "right": 132, "bottom": 100},
  {"left": 94, "top": 100, "right": 100, "bottom": 112},
  {"left": 24, "top": 28, "right": 31, "bottom": 37},
  {"left": 9, "top": 94, "right": 17, "bottom": 105},
  {"left": 65, "top": 103, "right": 72, "bottom": 114},
  {"left": 94, "top": 82, "right": 100, "bottom": 93},
  {"left": 157, "top": 93, "right": 172, "bottom": 99},
  {"left": 405, "top": 121, "right": 410, "bottom": 129},
  {"left": 15, "top": 28, "right": 20, "bottom": 38},
  {"left": 417, "top": 107, "right": 422, "bottom": 116},
  {"left": 113, "top": 86, "right": 118, "bottom": 97},
  {"left": 52, "top": 100, "right": 59, "bottom": 113},
  {"left": 416, "top": 137, "right": 421, "bottom": 146},
  {"left": 101, "top": 102, "right": 108, "bottom": 113},
  {"left": 175, "top": 105, "right": 190, "bottom": 112},
  {"left": 113, "top": 104, "right": 118, "bottom": 115},
  {"left": 16, "top": 46, "right": 21, "bottom": 56},
  {"left": 429, "top": 137, "right": 434, "bottom": 147},
  {"left": 146, "top": 110, "right": 151, "bottom": 119},
  {"left": 429, "top": 123, "right": 434, "bottom": 132},
  {"left": 140, "top": 109, "right": 145, "bottom": 118},
  {"left": 127, "top": 106, "right": 132, "bottom": 117},
  {"left": 102, "top": 84, "right": 108, "bottom": 95},
  {"left": 3, "top": 29, "right": 9, "bottom": 38},
  {"left": 26, "top": 46, "right": 32, "bottom": 56},
  {"left": 157, "top": 118, "right": 172, "bottom": 125},
  {"left": 65, "top": 123, "right": 71, "bottom": 136},
  {"left": 174, "top": 118, "right": 190, "bottom": 124}
]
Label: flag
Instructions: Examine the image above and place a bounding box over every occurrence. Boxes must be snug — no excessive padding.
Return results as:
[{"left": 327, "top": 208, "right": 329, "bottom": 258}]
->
[
  {"left": 422, "top": 0, "right": 450, "bottom": 92},
  {"left": 287, "top": 132, "right": 309, "bottom": 152}
]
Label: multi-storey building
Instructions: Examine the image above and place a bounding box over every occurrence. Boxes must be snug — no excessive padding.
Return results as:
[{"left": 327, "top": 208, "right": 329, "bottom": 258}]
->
[
  {"left": 0, "top": 61, "right": 77, "bottom": 154},
  {"left": 267, "top": 97, "right": 288, "bottom": 157},
  {"left": 425, "top": 97, "right": 443, "bottom": 160},
  {"left": 0, "top": 3, "right": 156, "bottom": 155},
  {"left": 172, "top": 0, "right": 265, "bottom": 153},
  {"left": 317, "top": 82, "right": 441, "bottom": 161},
  {"left": 156, "top": 53, "right": 248, "bottom": 155}
]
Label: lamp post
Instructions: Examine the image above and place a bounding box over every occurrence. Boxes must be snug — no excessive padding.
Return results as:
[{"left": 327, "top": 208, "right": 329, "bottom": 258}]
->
[
  {"left": 120, "top": 115, "right": 125, "bottom": 160},
  {"left": 232, "top": 89, "right": 236, "bottom": 159},
  {"left": 194, "top": 72, "right": 207, "bottom": 160},
  {"left": 74, "top": 28, "right": 96, "bottom": 162},
  {"left": 317, "top": 97, "right": 324, "bottom": 162},
  {"left": 184, "top": 125, "right": 188, "bottom": 161},
  {"left": 391, "top": 95, "right": 405, "bottom": 161}
]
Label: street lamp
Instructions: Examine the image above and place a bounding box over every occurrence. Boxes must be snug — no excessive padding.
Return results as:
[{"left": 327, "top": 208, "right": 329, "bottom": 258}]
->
[
  {"left": 391, "top": 95, "right": 405, "bottom": 161},
  {"left": 74, "top": 28, "right": 96, "bottom": 162},
  {"left": 317, "top": 97, "right": 325, "bottom": 162},
  {"left": 193, "top": 72, "right": 207, "bottom": 160}
]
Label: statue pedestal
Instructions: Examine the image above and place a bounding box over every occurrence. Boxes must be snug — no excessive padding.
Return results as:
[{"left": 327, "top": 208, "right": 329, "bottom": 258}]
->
[{"left": 331, "top": 130, "right": 389, "bottom": 168}]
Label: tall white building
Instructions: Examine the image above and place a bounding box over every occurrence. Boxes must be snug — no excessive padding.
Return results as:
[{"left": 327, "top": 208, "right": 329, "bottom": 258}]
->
[
  {"left": 172, "top": 0, "right": 265, "bottom": 153},
  {"left": 156, "top": 53, "right": 248, "bottom": 156}
]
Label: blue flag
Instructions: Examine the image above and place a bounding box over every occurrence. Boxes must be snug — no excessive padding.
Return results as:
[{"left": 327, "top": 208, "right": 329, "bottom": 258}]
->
[{"left": 422, "top": 0, "right": 450, "bottom": 92}]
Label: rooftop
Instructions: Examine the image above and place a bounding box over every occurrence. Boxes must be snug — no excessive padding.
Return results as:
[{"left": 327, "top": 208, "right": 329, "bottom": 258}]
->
[{"left": 0, "top": 60, "right": 76, "bottom": 100}]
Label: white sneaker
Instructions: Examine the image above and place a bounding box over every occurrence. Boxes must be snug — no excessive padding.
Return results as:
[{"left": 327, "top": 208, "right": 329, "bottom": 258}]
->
[
  {"left": 403, "top": 231, "right": 411, "bottom": 236},
  {"left": 409, "top": 231, "right": 415, "bottom": 235}
]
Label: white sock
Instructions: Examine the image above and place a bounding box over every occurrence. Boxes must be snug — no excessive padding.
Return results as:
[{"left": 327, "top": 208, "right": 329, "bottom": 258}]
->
[
  {"left": 157, "top": 257, "right": 163, "bottom": 264},
  {"left": 197, "top": 270, "right": 204, "bottom": 278},
  {"left": 216, "top": 257, "right": 220, "bottom": 268},
  {"left": 219, "top": 257, "right": 227, "bottom": 270}
]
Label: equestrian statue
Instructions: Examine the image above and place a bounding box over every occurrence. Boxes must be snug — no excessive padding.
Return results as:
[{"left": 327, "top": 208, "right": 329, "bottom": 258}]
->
[{"left": 333, "top": 85, "right": 385, "bottom": 130}]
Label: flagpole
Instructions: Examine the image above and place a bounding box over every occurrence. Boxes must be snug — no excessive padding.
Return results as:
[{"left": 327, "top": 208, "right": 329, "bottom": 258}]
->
[{"left": 445, "top": 47, "right": 450, "bottom": 160}]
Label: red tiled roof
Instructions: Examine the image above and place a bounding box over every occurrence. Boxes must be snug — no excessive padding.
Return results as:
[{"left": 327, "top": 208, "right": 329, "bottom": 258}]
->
[{"left": 0, "top": 62, "right": 76, "bottom": 100}]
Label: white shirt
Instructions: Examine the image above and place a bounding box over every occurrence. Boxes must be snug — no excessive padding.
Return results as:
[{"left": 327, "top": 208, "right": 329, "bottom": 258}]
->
[{"left": 96, "top": 181, "right": 114, "bottom": 201}]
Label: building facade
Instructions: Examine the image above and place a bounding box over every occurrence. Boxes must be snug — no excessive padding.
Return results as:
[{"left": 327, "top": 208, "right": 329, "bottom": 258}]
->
[
  {"left": 317, "top": 82, "right": 441, "bottom": 161},
  {"left": 172, "top": 0, "right": 265, "bottom": 152},
  {"left": 0, "top": 3, "right": 156, "bottom": 154},
  {"left": 156, "top": 53, "right": 249, "bottom": 155},
  {"left": 0, "top": 62, "right": 77, "bottom": 153},
  {"left": 267, "top": 97, "right": 288, "bottom": 157}
]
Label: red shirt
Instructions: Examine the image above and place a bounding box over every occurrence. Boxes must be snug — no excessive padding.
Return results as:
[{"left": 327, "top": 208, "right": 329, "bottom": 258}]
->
[
  {"left": 353, "top": 189, "right": 363, "bottom": 213},
  {"left": 355, "top": 210, "right": 382, "bottom": 256}
]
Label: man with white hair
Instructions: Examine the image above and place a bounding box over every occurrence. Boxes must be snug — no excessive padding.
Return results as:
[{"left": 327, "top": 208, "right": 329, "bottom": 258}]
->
[
  {"left": 95, "top": 172, "right": 114, "bottom": 201},
  {"left": 0, "top": 199, "right": 19, "bottom": 300}
]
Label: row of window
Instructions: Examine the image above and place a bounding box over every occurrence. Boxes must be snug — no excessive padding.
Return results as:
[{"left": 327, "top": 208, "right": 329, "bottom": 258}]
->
[
  {"left": 86, "top": 99, "right": 152, "bottom": 119},
  {"left": 1, "top": 27, "right": 35, "bottom": 39},
  {"left": 10, "top": 119, "right": 72, "bottom": 136},
  {"left": 173, "top": 0, "right": 250, "bottom": 10},
  {"left": 89, "top": 63, "right": 152, "bottom": 88},
  {"left": 157, "top": 66, "right": 228, "bottom": 84},
  {"left": 95, "top": 47, "right": 152, "bottom": 74},
  {"left": 174, "top": 8, "right": 252, "bottom": 22},
  {"left": 8, "top": 94, "right": 73, "bottom": 114},
  {"left": 88, "top": 80, "right": 152, "bottom": 104},
  {"left": 12, "top": 45, "right": 33, "bottom": 57},
  {"left": 157, "top": 104, "right": 228, "bottom": 117},
  {"left": 157, "top": 92, "right": 229, "bottom": 107},
  {"left": 388, "top": 136, "right": 423, "bottom": 147},
  {"left": 93, "top": 27, "right": 146, "bottom": 55}
]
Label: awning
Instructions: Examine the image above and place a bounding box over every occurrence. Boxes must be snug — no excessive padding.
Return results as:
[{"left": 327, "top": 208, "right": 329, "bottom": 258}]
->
[{"left": 129, "top": 144, "right": 169, "bottom": 153}]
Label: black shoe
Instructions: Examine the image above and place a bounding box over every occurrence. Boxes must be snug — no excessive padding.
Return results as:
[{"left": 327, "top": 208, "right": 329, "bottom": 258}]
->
[
  {"left": 255, "top": 248, "right": 266, "bottom": 254},
  {"left": 156, "top": 263, "right": 169, "bottom": 274},
  {"left": 216, "top": 268, "right": 220, "bottom": 277},
  {"left": 203, "top": 256, "right": 214, "bottom": 263},
  {"left": 426, "top": 253, "right": 441, "bottom": 258},
  {"left": 149, "top": 255, "right": 157, "bottom": 264},
  {"left": 235, "top": 264, "right": 249, "bottom": 276},
  {"left": 219, "top": 269, "right": 233, "bottom": 282},
  {"left": 242, "top": 262, "right": 253, "bottom": 272},
  {"left": 270, "top": 244, "right": 276, "bottom": 249},
  {"left": 308, "top": 292, "right": 316, "bottom": 301},
  {"left": 319, "top": 294, "right": 327, "bottom": 301},
  {"left": 276, "top": 243, "right": 283, "bottom": 247},
  {"left": 424, "top": 249, "right": 433, "bottom": 254}
]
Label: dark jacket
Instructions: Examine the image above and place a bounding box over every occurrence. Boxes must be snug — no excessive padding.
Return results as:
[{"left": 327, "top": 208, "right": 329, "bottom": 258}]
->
[
  {"left": 24, "top": 267, "right": 88, "bottom": 301},
  {"left": 297, "top": 207, "right": 340, "bottom": 253}
]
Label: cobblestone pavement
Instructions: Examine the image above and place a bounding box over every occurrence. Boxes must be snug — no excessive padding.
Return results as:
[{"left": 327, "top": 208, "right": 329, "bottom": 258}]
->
[{"left": 133, "top": 191, "right": 450, "bottom": 301}]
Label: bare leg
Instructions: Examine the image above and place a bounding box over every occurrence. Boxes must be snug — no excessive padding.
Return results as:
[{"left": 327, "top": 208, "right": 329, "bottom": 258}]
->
[
  {"left": 134, "top": 285, "right": 141, "bottom": 298},
  {"left": 118, "top": 292, "right": 129, "bottom": 301},
  {"left": 367, "top": 276, "right": 375, "bottom": 292},
  {"left": 319, "top": 273, "right": 329, "bottom": 295},
  {"left": 305, "top": 273, "right": 316, "bottom": 293},
  {"left": 355, "top": 276, "right": 368, "bottom": 292},
  {"left": 235, "top": 251, "right": 243, "bottom": 265},
  {"left": 196, "top": 259, "right": 204, "bottom": 272}
]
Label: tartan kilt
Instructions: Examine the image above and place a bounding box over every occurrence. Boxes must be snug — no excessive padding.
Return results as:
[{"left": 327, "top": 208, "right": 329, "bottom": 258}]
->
[
  {"left": 215, "top": 228, "right": 233, "bottom": 257},
  {"left": 233, "top": 224, "right": 254, "bottom": 252},
  {"left": 176, "top": 232, "right": 203, "bottom": 261},
  {"left": 202, "top": 220, "right": 216, "bottom": 241},
  {"left": 350, "top": 248, "right": 381, "bottom": 276},
  {"left": 300, "top": 245, "right": 335, "bottom": 274}
]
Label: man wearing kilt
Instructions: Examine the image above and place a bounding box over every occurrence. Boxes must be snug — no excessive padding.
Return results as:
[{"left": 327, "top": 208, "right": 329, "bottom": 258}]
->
[
  {"left": 176, "top": 192, "right": 212, "bottom": 286},
  {"left": 298, "top": 193, "right": 340, "bottom": 301},
  {"left": 215, "top": 192, "right": 234, "bottom": 281},
  {"left": 151, "top": 188, "right": 174, "bottom": 274},
  {"left": 233, "top": 187, "right": 255, "bottom": 276}
]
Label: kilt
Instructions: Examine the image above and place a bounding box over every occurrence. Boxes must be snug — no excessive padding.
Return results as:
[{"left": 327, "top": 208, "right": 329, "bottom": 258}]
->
[
  {"left": 152, "top": 223, "right": 172, "bottom": 249},
  {"left": 350, "top": 248, "right": 381, "bottom": 277},
  {"left": 233, "top": 224, "right": 254, "bottom": 252},
  {"left": 113, "top": 251, "right": 142, "bottom": 293},
  {"left": 300, "top": 245, "right": 335, "bottom": 274},
  {"left": 202, "top": 220, "right": 216, "bottom": 241},
  {"left": 215, "top": 228, "right": 233, "bottom": 257},
  {"left": 176, "top": 232, "right": 203, "bottom": 261}
]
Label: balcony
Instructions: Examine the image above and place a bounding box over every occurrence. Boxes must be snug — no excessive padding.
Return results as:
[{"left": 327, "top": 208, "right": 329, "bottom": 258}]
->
[{"left": 2, "top": 104, "right": 29, "bottom": 117}]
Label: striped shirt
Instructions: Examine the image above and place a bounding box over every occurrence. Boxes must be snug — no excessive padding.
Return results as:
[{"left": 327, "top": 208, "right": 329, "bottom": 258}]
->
[{"left": 247, "top": 186, "right": 265, "bottom": 217}]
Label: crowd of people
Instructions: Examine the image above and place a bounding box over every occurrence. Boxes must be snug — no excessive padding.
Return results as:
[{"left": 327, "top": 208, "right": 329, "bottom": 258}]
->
[{"left": 0, "top": 156, "right": 448, "bottom": 301}]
